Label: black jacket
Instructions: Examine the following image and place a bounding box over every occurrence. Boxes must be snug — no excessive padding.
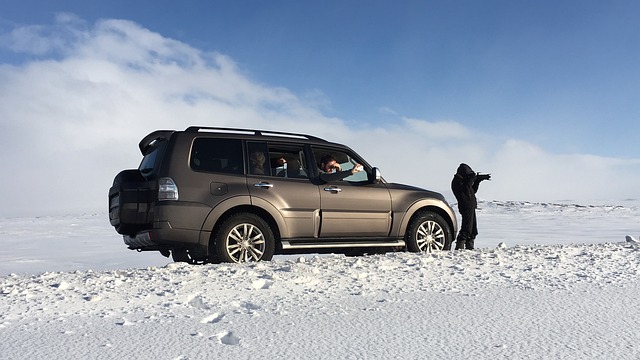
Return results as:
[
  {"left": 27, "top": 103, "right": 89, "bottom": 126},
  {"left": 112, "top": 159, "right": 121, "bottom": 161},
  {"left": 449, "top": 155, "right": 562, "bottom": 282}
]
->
[
  {"left": 451, "top": 163, "right": 480, "bottom": 208},
  {"left": 319, "top": 169, "right": 353, "bottom": 183}
]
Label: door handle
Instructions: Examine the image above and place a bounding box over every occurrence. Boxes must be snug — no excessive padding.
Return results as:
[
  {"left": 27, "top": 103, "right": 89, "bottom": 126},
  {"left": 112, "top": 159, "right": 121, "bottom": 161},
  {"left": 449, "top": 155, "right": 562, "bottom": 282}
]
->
[
  {"left": 254, "top": 182, "right": 274, "bottom": 189},
  {"left": 323, "top": 186, "right": 342, "bottom": 193}
]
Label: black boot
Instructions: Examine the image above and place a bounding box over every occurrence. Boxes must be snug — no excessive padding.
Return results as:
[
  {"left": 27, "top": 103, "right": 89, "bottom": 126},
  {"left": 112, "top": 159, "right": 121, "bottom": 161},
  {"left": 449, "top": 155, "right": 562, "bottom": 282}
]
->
[
  {"left": 466, "top": 238, "right": 475, "bottom": 250},
  {"left": 455, "top": 234, "right": 466, "bottom": 250}
]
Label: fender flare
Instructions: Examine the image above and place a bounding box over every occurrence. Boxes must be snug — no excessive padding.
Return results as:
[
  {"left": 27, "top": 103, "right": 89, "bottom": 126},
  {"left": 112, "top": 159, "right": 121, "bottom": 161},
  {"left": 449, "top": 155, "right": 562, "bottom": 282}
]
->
[
  {"left": 397, "top": 199, "right": 458, "bottom": 237},
  {"left": 197, "top": 195, "right": 288, "bottom": 247}
]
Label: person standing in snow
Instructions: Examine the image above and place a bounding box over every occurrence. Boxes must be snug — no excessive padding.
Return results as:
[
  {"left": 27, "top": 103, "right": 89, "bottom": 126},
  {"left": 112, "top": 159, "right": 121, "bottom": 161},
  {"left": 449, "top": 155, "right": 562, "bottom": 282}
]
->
[{"left": 450, "top": 163, "right": 491, "bottom": 250}]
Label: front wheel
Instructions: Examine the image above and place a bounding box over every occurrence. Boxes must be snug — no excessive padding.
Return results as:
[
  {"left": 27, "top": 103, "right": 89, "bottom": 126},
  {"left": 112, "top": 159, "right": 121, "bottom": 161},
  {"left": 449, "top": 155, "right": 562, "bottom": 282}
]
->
[
  {"left": 213, "top": 213, "right": 275, "bottom": 263},
  {"left": 405, "top": 212, "right": 452, "bottom": 253}
]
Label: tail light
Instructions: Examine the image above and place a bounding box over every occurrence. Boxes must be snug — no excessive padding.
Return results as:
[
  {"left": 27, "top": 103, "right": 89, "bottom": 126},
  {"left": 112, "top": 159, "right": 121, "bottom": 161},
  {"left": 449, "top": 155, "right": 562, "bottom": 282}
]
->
[{"left": 158, "top": 177, "right": 179, "bottom": 201}]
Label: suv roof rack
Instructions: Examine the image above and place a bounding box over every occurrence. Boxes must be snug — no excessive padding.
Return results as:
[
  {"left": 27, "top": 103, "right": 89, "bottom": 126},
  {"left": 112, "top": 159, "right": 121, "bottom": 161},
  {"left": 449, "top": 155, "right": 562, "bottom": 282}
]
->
[{"left": 185, "top": 126, "right": 327, "bottom": 142}]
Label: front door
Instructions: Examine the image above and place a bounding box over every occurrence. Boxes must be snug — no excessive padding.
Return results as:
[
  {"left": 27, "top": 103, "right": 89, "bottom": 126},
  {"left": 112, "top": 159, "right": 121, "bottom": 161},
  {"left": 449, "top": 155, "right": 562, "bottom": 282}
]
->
[{"left": 312, "top": 147, "right": 392, "bottom": 237}]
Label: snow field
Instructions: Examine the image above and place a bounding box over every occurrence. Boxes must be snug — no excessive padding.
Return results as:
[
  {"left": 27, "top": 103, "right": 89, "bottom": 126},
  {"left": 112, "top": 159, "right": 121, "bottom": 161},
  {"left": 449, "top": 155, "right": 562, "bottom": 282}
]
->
[
  {"left": 1, "top": 200, "right": 639, "bottom": 359},
  {"left": 2, "top": 242, "right": 640, "bottom": 359}
]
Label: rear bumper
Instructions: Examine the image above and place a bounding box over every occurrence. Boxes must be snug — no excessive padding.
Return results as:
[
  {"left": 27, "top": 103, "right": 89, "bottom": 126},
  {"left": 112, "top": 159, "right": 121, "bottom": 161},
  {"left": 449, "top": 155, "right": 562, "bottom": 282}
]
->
[
  {"left": 123, "top": 232, "right": 155, "bottom": 248},
  {"left": 123, "top": 221, "right": 205, "bottom": 252}
]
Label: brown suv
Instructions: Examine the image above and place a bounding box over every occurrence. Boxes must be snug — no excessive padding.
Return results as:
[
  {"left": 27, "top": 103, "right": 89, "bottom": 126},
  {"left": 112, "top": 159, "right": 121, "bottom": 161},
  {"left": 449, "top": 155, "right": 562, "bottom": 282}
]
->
[{"left": 108, "top": 126, "right": 457, "bottom": 263}]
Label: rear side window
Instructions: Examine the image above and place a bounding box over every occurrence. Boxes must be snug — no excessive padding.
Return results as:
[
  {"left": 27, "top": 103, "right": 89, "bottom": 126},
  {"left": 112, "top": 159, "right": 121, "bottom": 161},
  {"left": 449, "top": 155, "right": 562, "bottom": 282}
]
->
[
  {"left": 268, "top": 143, "right": 308, "bottom": 179},
  {"left": 247, "top": 141, "right": 309, "bottom": 179},
  {"left": 190, "top": 138, "right": 243, "bottom": 174}
]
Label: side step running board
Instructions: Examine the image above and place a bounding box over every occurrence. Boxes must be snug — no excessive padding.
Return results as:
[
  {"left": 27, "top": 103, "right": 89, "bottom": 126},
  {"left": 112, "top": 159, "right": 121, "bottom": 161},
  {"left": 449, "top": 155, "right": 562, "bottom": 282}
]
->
[{"left": 281, "top": 239, "right": 405, "bottom": 250}]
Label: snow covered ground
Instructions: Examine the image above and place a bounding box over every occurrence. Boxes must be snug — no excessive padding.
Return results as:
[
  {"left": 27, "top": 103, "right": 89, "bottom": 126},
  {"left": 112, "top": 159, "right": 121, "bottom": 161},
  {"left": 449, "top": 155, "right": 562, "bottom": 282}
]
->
[{"left": 1, "top": 200, "right": 639, "bottom": 359}]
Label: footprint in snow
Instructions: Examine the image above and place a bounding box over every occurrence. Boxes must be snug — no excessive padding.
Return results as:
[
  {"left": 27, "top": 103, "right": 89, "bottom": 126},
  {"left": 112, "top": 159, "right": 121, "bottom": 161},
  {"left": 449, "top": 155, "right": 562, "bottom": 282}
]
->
[
  {"left": 53, "top": 281, "right": 71, "bottom": 290},
  {"left": 231, "top": 301, "right": 261, "bottom": 313},
  {"left": 115, "top": 318, "right": 135, "bottom": 326},
  {"left": 200, "top": 313, "right": 224, "bottom": 324},
  {"left": 252, "top": 278, "right": 274, "bottom": 290},
  {"left": 214, "top": 331, "right": 240, "bottom": 346},
  {"left": 84, "top": 295, "right": 102, "bottom": 302},
  {"left": 242, "top": 302, "right": 260, "bottom": 311},
  {"left": 452, "top": 264, "right": 465, "bottom": 272},
  {"left": 187, "top": 295, "right": 210, "bottom": 310}
]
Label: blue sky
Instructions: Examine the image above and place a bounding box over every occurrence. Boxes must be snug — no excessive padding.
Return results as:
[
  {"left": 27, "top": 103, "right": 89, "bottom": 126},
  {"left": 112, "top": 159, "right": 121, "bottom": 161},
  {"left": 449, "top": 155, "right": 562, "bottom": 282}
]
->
[
  {"left": 3, "top": 0, "right": 639, "bottom": 155},
  {"left": 0, "top": 1, "right": 639, "bottom": 215}
]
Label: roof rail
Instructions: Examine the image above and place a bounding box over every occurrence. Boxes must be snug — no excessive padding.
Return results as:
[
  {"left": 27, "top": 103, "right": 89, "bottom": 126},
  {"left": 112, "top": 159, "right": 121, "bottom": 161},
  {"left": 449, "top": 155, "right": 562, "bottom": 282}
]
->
[{"left": 185, "top": 126, "right": 327, "bottom": 142}]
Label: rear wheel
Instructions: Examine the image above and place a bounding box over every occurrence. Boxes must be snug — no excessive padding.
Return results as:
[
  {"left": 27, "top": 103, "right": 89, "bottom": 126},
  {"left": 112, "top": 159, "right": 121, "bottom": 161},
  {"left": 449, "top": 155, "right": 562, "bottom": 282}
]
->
[
  {"left": 214, "top": 213, "right": 275, "bottom": 263},
  {"left": 405, "top": 212, "right": 452, "bottom": 253}
]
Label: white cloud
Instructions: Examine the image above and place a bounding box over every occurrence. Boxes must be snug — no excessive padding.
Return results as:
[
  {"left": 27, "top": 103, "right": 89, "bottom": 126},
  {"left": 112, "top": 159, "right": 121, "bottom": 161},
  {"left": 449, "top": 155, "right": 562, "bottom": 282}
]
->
[
  {"left": 0, "top": 16, "right": 638, "bottom": 216},
  {"left": 485, "top": 140, "right": 640, "bottom": 201},
  {"left": 402, "top": 117, "right": 473, "bottom": 139},
  {"left": 1, "top": 13, "right": 86, "bottom": 55}
]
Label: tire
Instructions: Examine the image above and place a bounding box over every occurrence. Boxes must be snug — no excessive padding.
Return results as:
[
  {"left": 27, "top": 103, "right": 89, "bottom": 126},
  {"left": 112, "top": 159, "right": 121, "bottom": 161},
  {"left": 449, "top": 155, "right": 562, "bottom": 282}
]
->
[
  {"left": 213, "top": 213, "right": 275, "bottom": 263},
  {"left": 405, "top": 212, "right": 452, "bottom": 253},
  {"left": 109, "top": 169, "right": 152, "bottom": 236}
]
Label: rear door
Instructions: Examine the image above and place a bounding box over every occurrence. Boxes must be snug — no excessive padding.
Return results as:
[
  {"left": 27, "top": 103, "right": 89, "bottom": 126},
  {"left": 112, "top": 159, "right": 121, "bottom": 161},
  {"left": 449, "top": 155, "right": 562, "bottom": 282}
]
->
[
  {"left": 246, "top": 141, "right": 320, "bottom": 238},
  {"left": 311, "top": 146, "right": 392, "bottom": 237},
  {"left": 186, "top": 137, "right": 249, "bottom": 210}
]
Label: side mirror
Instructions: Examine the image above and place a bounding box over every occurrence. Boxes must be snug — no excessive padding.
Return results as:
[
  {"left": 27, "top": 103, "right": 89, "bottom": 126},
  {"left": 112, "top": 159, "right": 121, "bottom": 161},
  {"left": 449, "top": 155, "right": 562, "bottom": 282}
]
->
[{"left": 371, "top": 167, "right": 382, "bottom": 183}]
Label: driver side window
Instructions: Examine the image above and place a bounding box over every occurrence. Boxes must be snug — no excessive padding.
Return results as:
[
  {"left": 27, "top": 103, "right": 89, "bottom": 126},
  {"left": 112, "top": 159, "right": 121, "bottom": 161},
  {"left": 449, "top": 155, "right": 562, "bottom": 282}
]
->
[{"left": 312, "top": 147, "right": 368, "bottom": 182}]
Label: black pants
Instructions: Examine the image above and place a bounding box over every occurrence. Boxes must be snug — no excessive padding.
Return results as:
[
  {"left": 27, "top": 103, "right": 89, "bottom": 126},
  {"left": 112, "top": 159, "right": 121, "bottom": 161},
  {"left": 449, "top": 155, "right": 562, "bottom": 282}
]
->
[{"left": 456, "top": 202, "right": 478, "bottom": 250}]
